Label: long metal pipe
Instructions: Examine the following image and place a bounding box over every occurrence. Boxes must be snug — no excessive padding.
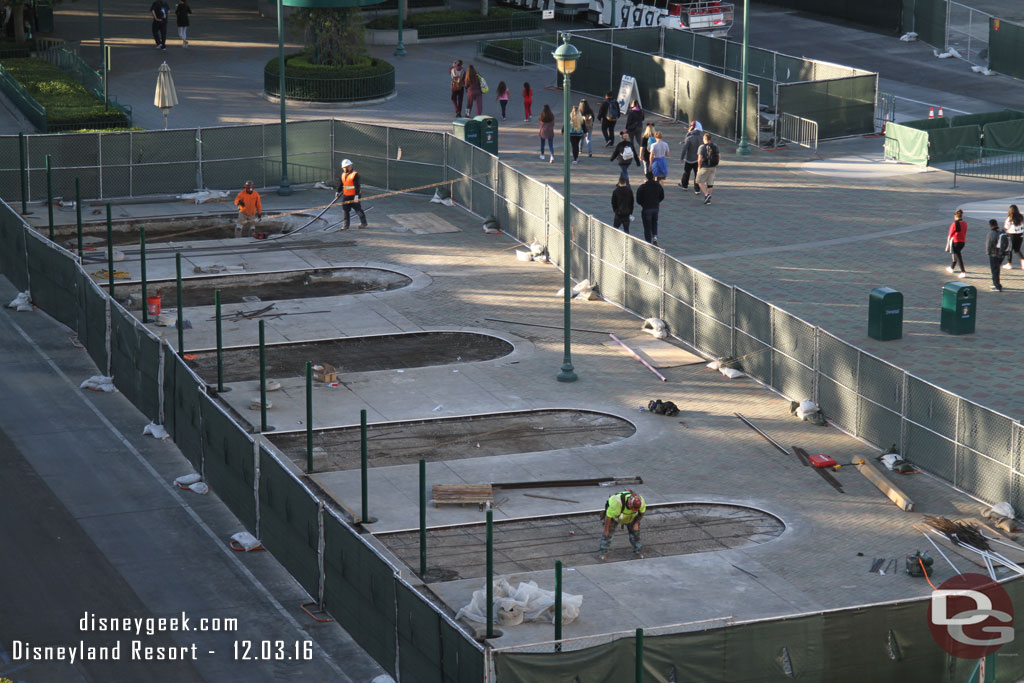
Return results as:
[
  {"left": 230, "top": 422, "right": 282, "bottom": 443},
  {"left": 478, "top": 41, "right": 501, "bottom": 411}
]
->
[
  {"left": 486, "top": 508, "right": 494, "bottom": 638},
  {"left": 259, "top": 319, "right": 267, "bottom": 431},
  {"left": 419, "top": 458, "right": 427, "bottom": 577},
  {"left": 554, "top": 560, "right": 563, "bottom": 651},
  {"left": 215, "top": 290, "right": 223, "bottom": 392},
  {"left": 306, "top": 361, "right": 313, "bottom": 473},
  {"left": 361, "top": 408, "right": 369, "bottom": 523},
  {"left": 175, "top": 252, "right": 183, "bottom": 353},
  {"left": 139, "top": 226, "right": 147, "bottom": 324}
]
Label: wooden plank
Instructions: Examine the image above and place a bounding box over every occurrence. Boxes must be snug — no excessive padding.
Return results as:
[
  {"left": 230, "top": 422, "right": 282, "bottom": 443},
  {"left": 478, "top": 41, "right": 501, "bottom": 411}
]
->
[
  {"left": 432, "top": 484, "right": 493, "bottom": 506},
  {"left": 851, "top": 456, "right": 914, "bottom": 512}
]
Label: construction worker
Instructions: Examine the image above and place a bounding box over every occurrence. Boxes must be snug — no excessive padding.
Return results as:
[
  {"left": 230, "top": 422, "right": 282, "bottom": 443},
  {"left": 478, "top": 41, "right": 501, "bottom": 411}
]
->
[
  {"left": 233, "top": 180, "right": 262, "bottom": 238},
  {"left": 336, "top": 158, "right": 368, "bottom": 230},
  {"left": 599, "top": 490, "right": 646, "bottom": 560}
]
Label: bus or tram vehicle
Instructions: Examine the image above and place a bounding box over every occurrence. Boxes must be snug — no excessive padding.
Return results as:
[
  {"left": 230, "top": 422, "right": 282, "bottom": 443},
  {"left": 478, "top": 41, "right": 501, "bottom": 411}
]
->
[{"left": 511, "top": 0, "right": 733, "bottom": 35}]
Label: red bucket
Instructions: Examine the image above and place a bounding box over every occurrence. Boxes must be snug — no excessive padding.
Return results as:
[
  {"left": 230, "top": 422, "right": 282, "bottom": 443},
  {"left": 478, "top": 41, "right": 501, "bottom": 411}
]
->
[{"left": 146, "top": 294, "right": 162, "bottom": 316}]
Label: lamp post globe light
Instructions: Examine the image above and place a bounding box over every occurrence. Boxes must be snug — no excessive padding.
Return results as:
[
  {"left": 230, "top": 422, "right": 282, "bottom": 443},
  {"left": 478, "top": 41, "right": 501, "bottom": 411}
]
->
[{"left": 553, "top": 35, "right": 580, "bottom": 383}]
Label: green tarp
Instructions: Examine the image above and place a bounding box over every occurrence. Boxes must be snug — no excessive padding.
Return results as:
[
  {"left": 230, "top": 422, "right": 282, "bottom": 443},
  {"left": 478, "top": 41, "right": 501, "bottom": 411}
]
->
[
  {"left": 951, "top": 109, "right": 1024, "bottom": 129},
  {"left": 928, "top": 124, "right": 982, "bottom": 164},
  {"left": 776, "top": 75, "right": 876, "bottom": 139},
  {"left": 989, "top": 18, "right": 1024, "bottom": 80},
  {"left": 885, "top": 122, "right": 929, "bottom": 165},
  {"left": 204, "top": 396, "right": 257, "bottom": 533},
  {"left": 25, "top": 231, "right": 78, "bottom": 331},
  {"left": 984, "top": 119, "right": 1024, "bottom": 153},
  {"left": 914, "top": 0, "right": 948, "bottom": 48},
  {"left": 903, "top": 117, "right": 952, "bottom": 131},
  {"left": 0, "top": 201, "right": 29, "bottom": 291}
]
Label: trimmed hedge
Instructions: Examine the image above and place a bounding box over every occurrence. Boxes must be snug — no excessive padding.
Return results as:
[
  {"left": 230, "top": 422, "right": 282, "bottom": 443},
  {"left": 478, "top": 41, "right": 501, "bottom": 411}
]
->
[
  {"left": 366, "top": 6, "right": 524, "bottom": 29},
  {"left": 0, "top": 57, "right": 129, "bottom": 128},
  {"left": 264, "top": 53, "right": 395, "bottom": 102}
]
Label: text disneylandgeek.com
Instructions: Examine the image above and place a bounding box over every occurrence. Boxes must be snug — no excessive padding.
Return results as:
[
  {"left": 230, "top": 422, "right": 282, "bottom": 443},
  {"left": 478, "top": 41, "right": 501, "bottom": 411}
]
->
[{"left": 8, "top": 612, "right": 314, "bottom": 663}]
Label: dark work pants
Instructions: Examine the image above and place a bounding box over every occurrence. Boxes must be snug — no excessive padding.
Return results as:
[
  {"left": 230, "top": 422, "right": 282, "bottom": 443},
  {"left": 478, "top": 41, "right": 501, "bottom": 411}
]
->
[
  {"left": 990, "top": 256, "right": 1004, "bottom": 289},
  {"left": 152, "top": 20, "right": 167, "bottom": 46},
  {"left": 601, "top": 118, "right": 616, "bottom": 143},
  {"left": 641, "top": 208, "right": 659, "bottom": 243},
  {"left": 613, "top": 213, "right": 630, "bottom": 234},
  {"left": 451, "top": 88, "right": 464, "bottom": 116},
  {"left": 681, "top": 160, "right": 700, "bottom": 190},
  {"left": 1009, "top": 234, "right": 1023, "bottom": 265},
  {"left": 570, "top": 135, "right": 582, "bottom": 161},
  {"left": 343, "top": 201, "right": 366, "bottom": 227}
]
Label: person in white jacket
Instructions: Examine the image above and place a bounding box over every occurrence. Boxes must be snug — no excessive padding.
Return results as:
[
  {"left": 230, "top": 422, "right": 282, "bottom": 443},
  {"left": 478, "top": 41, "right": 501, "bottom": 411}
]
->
[{"left": 1003, "top": 204, "right": 1024, "bottom": 270}]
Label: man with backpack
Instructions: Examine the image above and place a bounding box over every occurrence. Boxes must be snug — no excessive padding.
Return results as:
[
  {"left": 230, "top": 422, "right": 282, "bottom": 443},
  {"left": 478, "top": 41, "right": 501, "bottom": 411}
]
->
[
  {"left": 598, "top": 490, "right": 647, "bottom": 561},
  {"left": 610, "top": 130, "right": 640, "bottom": 184},
  {"left": 696, "top": 132, "right": 720, "bottom": 205},
  {"left": 987, "top": 218, "right": 1010, "bottom": 291},
  {"left": 598, "top": 91, "right": 621, "bottom": 146}
]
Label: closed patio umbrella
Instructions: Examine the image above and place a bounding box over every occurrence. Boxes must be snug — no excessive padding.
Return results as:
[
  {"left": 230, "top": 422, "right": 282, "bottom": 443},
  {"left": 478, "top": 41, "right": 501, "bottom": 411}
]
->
[{"left": 154, "top": 61, "right": 178, "bottom": 130}]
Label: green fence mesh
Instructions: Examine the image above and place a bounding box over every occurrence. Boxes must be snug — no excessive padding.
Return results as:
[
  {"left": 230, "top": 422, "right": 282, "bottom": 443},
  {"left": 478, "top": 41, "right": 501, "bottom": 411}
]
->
[
  {"left": 984, "top": 119, "right": 1024, "bottom": 152},
  {"left": 323, "top": 511, "right": 398, "bottom": 678},
  {"left": 396, "top": 581, "right": 445, "bottom": 676},
  {"left": 915, "top": 0, "right": 948, "bottom": 48},
  {"left": 76, "top": 269, "right": 108, "bottom": 372},
  {"left": 137, "top": 328, "right": 161, "bottom": 422},
  {"left": 674, "top": 62, "right": 739, "bottom": 140},
  {"left": 25, "top": 231, "right": 78, "bottom": 330},
  {"left": 0, "top": 201, "right": 29, "bottom": 290},
  {"left": 110, "top": 302, "right": 140, "bottom": 407},
  {"left": 171, "top": 351, "right": 205, "bottom": 471},
  {"left": 927, "top": 124, "right": 982, "bottom": 164},
  {"left": 776, "top": 75, "right": 876, "bottom": 139},
  {"left": 569, "top": 37, "right": 614, "bottom": 100},
  {"left": 989, "top": 18, "right": 1024, "bottom": 78},
  {"left": 199, "top": 395, "right": 257, "bottom": 533},
  {"left": 257, "top": 447, "right": 318, "bottom": 595},
  {"left": 885, "top": 123, "right": 929, "bottom": 165},
  {"left": 755, "top": 0, "right": 903, "bottom": 34},
  {"left": 952, "top": 108, "right": 1024, "bottom": 128},
  {"left": 438, "top": 617, "right": 484, "bottom": 682},
  {"left": 903, "top": 117, "right": 952, "bottom": 131}
]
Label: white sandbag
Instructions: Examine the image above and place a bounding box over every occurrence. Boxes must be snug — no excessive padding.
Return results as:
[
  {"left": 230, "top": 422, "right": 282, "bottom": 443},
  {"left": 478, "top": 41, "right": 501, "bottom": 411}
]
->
[
  {"left": 899, "top": 32, "right": 918, "bottom": 41},
  {"left": 642, "top": 318, "right": 668, "bottom": 339},
  {"left": 795, "top": 400, "right": 819, "bottom": 421},
  {"left": 971, "top": 64, "right": 995, "bottom": 75},
  {"left": 179, "top": 189, "right": 229, "bottom": 204},
  {"left": 314, "top": 181, "right": 334, "bottom": 191},
  {"left": 80, "top": 375, "right": 116, "bottom": 392},
  {"left": 174, "top": 473, "right": 202, "bottom": 486},
  {"left": 719, "top": 367, "right": 745, "bottom": 379},
  {"left": 371, "top": 676, "right": 397, "bottom": 683},
  {"left": 143, "top": 422, "right": 170, "bottom": 440},
  {"left": 188, "top": 482, "right": 209, "bottom": 494},
  {"left": 528, "top": 241, "right": 546, "bottom": 256},
  {"left": 989, "top": 502, "right": 1015, "bottom": 519},
  {"left": 455, "top": 578, "right": 582, "bottom": 626},
  {"left": 231, "top": 531, "right": 262, "bottom": 551},
  {"left": 516, "top": 249, "right": 534, "bottom": 261},
  {"left": 7, "top": 291, "right": 32, "bottom": 312},
  {"left": 880, "top": 453, "right": 902, "bottom": 471},
  {"left": 706, "top": 360, "right": 721, "bottom": 370}
]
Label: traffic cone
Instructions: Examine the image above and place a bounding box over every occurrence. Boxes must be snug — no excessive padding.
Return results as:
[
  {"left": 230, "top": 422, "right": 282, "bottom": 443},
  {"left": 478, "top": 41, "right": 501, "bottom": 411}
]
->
[
  {"left": 938, "top": 106, "right": 945, "bottom": 118},
  {"left": 928, "top": 107, "right": 935, "bottom": 119},
  {"left": 882, "top": 113, "right": 888, "bottom": 135}
]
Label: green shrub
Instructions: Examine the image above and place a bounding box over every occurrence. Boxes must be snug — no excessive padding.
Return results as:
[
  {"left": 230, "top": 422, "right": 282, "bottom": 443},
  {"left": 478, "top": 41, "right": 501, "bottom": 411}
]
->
[
  {"left": 264, "top": 53, "right": 394, "bottom": 79},
  {"left": 366, "top": 7, "right": 524, "bottom": 29},
  {"left": 0, "top": 57, "right": 129, "bottom": 127}
]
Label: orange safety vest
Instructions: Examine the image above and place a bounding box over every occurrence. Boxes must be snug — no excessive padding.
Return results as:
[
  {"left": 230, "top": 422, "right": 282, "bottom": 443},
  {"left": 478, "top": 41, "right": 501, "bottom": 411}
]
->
[
  {"left": 234, "top": 189, "right": 261, "bottom": 217},
  {"left": 341, "top": 171, "right": 358, "bottom": 197}
]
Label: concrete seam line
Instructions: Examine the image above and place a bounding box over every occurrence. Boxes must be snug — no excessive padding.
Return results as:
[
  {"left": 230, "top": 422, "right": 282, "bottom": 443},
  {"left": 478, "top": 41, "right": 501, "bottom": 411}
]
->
[{"left": 3, "top": 315, "right": 352, "bottom": 683}]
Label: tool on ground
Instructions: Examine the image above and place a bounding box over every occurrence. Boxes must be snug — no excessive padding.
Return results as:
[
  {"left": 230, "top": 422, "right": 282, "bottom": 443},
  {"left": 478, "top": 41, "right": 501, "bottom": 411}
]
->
[
  {"left": 609, "top": 334, "right": 668, "bottom": 381},
  {"left": 807, "top": 453, "right": 837, "bottom": 468},
  {"left": 523, "top": 493, "right": 580, "bottom": 504},
  {"left": 266, "top": 193, "right": 341, "bottom": 240},
  {"left": 924, "top": 516, "right": 1024, "bottom": 576},
  {"left": 905, "top": 551, "right": 933, "bottom": 578},
  {"left": 791, "top": 446, "right": 844, "bottom": 493},
  {"left": 869, "top": 558, "right": 885, "bottom": 573},
  {"left": 647, "top": 399, "right": 679, "bottom": 416},
  {"left": 482, "top": 317, "right": 611, "bottom": 335},
  {"left": 492, "top": 476, "right": 642, "bottom": 490},
  {"left": 916, "top": 528, "right": 962, "bottom": 576},
  {"left": 850, "top": 456, "right": 912, "bottom": 510},
  {"left": 734, "top": 413, "right": 790, "bottom": 456}
]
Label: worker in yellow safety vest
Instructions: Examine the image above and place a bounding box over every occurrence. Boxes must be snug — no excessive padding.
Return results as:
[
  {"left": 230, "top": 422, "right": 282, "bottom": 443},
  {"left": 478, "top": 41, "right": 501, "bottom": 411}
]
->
[
  {"left": 336, "top": 159, "right": 368, "bottom": 230},
  {"left": 599, "top": 490, "right": 646, "bottom": 560},
  {"left": 233, "top": 180, "right": 262, "bottom": 238}
]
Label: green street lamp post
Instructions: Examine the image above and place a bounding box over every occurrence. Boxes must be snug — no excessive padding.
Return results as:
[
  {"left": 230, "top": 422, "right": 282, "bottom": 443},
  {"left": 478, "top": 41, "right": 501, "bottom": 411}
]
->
[
  {"left": 737, "top": 0, "right": 752, "bottom": 155},
  {"left": 277, "top": 0, "right": 293, "bottom": 195},
  {"left": 553, "top": 35, "right": 580, "bottom": 383},
  {"left": 395, "top": 0, "right": 407, "bottom": 56}
]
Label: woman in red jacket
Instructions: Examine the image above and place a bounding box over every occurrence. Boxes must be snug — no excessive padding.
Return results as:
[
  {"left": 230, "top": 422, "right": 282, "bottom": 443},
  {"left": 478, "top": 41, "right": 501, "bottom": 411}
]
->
[{"left": 946, "top": 208, "right": 968, "bottom": 278}]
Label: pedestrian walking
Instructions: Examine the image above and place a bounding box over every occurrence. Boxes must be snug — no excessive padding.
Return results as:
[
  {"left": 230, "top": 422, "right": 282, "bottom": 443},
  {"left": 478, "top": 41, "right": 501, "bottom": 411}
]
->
[
  {"left": 449, "top": 60, "right": 465, "bottom": 117},
  {"left": 610, "top": 130, "right": 640, "bottom": 184},
  {"left": 611, "top": 177, "right": 633, "bottom": 234},
  {"left": 538, "top": 104, "right": 555, "bottom": 163},
  {"left": 945, "top": 208, "right": 967, "bottom": 278},
  {"left": 522, "top": 82, "right": 533, "bottom": 122},
  {"left": 679, "top": 121, "right": 702, "bottom": 193},
  {"left": 336, "top": 159, "right": 368, "bottom": 230},
  {"left": 696, "top": 132, "right": 720, "bottom": 205},
  {"left": 463, "top": 64, "right": 485, "bottom": 116},
  {"left": 639, "top": 123, "right": 655, "bottom": 173},
  {"left": 598, "top": 490, "right": 646, "bottom": 561},
  {"left": 649, "top": 131, "right": 669, "bottom": 183},
  {"left": 580, "top": 98, "right": 595, "bottom": 157},
  {"left": 624, "top": 100, "right": 644, "bottom": 153},
  {"left": 150, "top": 0, "right": 169, "bottom": 49},
  {"left": 496, "top": 81, "right": 509, "bottom": 120},
  {"left": 567, "top": 105, "right": 585, "bottom": 164},
  {"left": 636, "top": 171, "right": 664, "bottom": 246},
  {"left": 598, "top": 91, "right": 620, "bottom": 146},
  {"left": 987, "top": 219, "right": 1009, "bottom": 291},
  {"left": 173, "top": 0, "right": 190, "bottom": 46},
  {"left": 1003, "top": 204, "right": 1024, "bottom": 269},
  {"left": 233, "top": 181, "right": 261, "bottom": 238}
]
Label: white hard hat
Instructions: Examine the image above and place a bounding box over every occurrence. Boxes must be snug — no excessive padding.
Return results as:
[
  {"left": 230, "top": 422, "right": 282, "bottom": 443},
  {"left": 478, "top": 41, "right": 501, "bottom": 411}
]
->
[{"left": 340, "top": 158, "right": 353, "bottom": 169}]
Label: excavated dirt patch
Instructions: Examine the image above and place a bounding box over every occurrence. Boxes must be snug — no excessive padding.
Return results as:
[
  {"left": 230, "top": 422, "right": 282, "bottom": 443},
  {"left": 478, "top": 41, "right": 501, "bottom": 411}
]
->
[
  {"left": 377, "top": 504, "right": 785, "bottom": 580},
  {"left": 59, "top": 213, "right": 327, "bottom": 246},
  {"left": 105, "top": 267, "right": 410, "bottom": 308},
  {"left": 188, "top": 331, "right": 514, "bottom": 383},
  {"left": 270, "top": 409, "right": 635, "bottom": 471}
]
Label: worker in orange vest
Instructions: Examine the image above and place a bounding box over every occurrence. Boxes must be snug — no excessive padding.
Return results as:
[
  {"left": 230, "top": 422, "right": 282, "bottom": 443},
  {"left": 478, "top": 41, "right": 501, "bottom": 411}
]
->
[
  {"left": 336, "top": 159, "right": 368, "bottom": 230},
  {"left": 233, "top": 180, "right": 262, "bottom": 238}
]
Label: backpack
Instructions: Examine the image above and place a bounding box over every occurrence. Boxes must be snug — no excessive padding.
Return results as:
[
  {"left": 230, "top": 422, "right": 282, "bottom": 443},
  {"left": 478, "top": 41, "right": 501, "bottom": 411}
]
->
[
  {"left": 998, "top": 232, "right": 1011, "bottom": 257},
  {"left": 608, "top": 99, "right": 621, "bottom": 119},
  {"left": 620, "top": 144, "right": 634, "bottom": 162},
  {"left": 479, "top": 75, "right": 489, "bottom": 94},
  {"left": 707, "top": 143, "right": 720, "bottom": 167}
]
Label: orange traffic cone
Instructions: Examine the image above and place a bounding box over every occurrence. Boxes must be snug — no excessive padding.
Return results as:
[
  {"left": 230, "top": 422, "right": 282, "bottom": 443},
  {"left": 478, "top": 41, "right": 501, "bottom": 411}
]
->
[
  {"left": 928, "top": 107, "right": 935, "bottom": 119},
  {"left": 882, "top": 113, "right": 888, "bottom": 135},
  {"left": 938, "top": 106, "right": 945, "bottom": 118}
]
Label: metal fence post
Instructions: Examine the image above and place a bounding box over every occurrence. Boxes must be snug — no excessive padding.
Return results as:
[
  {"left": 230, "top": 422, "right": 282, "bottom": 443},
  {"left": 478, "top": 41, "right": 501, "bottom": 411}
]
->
[
  {"left": 306, "top": 361, "right": 313, "bottom": 473},
  {"left": 419, "top": 458, "right": 427, "bottom": 577},
  {"left": 635, "top": 627, "right": 644, "bottom": 682},
  {"left": 106, "top": 203, "right": 114, "bottom": 295},
  {"left": 75, "top": 178, "right": 82, "bottom": 259},
  {"left": 486, "top": 508, "right": 494, "bottom": 639},
  {"left": 554, "top": 560, "right": 562, "bottom": 651},
  {"left": 140, "top": 226, "right": 147, "bottom": 324},
  {"left": 361, "top": 408, "right": 370, "bottom": 523},
  {"left": 215, "top": 290, "right": 223, "bottom": 392},
  {"left": 195, "top": 127, "right": 203, "bottom": 191},
  {"left": 19, "top": 132, "right": 29, "bottom": 214},
  {"left": 46, "top": 154, "right": 53, "bottom": 239},
  {"left": 259, "top": 319, "right": 267, "bottom": 431},
  {"left": 176, "top": 252, "right": 184, "bottom": 354}
]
